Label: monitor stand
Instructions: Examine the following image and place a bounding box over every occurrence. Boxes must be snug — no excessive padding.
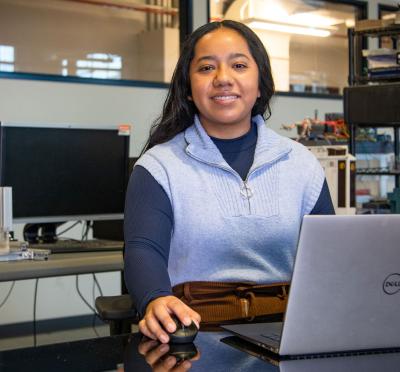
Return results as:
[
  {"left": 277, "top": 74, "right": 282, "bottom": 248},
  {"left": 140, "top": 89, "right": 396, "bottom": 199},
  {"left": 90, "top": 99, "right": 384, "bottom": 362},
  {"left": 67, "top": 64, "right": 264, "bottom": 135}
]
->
[{"left": 23, "top": 223, "right": 64, "bottom": 244}]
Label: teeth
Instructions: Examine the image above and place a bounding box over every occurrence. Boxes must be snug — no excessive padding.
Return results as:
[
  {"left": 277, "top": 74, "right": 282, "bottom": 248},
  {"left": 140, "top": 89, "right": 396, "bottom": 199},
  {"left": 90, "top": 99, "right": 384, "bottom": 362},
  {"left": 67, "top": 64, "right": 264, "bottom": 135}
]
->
[{"left": 213, "top": 95, "right": 238, "bottom": 100}]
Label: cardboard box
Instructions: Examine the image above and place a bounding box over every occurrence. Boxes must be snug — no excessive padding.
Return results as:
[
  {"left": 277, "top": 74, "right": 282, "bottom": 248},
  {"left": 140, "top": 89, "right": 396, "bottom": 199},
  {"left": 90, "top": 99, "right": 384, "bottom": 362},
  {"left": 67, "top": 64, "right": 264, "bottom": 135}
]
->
[{"left": 355, "top": 19, "right": 394, "bottom": 32}]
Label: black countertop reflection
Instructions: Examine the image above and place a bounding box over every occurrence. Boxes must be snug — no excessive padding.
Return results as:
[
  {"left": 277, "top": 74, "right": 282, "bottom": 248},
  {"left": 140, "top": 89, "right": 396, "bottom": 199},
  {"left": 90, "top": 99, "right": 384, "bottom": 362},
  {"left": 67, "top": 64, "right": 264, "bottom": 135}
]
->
[
  {"left": 0, "top": 331, "right": 275, "bottom": 372},
  {"left": 1, "top": 331, "right": 400, "bottom": 372},
  {"left": 0, "top": 333, "right": 129, "bottom": 372}
]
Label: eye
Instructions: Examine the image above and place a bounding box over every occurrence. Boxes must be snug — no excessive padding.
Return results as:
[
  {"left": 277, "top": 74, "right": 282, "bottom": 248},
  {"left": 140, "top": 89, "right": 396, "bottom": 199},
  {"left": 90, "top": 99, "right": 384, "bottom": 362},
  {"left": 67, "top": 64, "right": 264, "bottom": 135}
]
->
[
  {"left": 233, "top": 63, "right": 247, "bottom": 70},
  {"left": 198, "top": 65, "right": 215, "bottom": 72}
]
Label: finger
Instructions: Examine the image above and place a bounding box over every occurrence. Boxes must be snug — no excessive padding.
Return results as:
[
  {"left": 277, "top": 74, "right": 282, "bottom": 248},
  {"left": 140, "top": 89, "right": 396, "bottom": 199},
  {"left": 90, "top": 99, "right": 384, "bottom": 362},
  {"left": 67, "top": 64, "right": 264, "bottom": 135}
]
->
[
  {"left": 189, "top": 311, "right": 201, "bottom": 329},
  {"left": 152, "top": 306, "right": 178, "bottom": 334},
  {"left": 169, "top": 302, "right": 201, "bottom": 328},
  {"left": 146, "top": 314, "right": 170, "bottom": 343},
  {"left": 167, "top": 301, "right": 193, "bottom": 327},
  {"left": 144, "top": 343, "right": 169, "bottom": 366},
  {"left": 157, "top": 355, "right": 177, "bottom": 371},
  {"left": 138, "top": 339, "right": 159, "bottom": 355},
  {"left": 139, "top": 319, "right": 157, "bottom": 341},
  {"left": 173, "top": 360, "right": 192, "bottom": 371}
]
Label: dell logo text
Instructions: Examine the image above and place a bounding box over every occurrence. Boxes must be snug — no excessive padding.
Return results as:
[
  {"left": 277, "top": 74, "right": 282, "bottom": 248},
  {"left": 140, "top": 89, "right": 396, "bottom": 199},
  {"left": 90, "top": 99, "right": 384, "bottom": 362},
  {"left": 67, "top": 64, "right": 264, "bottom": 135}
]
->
[{"left": 383, "top": 273, "right": 400, "bottom": 295}]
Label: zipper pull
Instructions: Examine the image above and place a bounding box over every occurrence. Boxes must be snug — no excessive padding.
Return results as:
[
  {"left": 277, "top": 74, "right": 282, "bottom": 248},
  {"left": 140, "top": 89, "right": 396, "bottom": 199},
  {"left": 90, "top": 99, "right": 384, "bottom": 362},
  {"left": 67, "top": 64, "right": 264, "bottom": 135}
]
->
[{"left": 240, "top": 181, "right": 253, "bottom": 199}]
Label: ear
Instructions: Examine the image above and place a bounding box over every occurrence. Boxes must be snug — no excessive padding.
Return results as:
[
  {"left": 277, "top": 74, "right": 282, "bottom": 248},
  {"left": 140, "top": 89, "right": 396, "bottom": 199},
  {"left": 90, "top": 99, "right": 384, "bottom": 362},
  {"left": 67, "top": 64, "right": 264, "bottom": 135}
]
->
[
  {"left": 188, "top": 95, "right": 193, "bottom": 101},
  {"left": 257, "top": 89, "right": 261, "bottom": 98}
]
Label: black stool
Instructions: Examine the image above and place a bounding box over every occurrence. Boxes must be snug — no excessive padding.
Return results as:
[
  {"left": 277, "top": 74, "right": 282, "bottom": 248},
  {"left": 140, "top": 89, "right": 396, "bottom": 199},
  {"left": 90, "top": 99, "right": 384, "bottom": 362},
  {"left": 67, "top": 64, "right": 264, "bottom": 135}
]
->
[{"left": 95, "top": 294, "right": 139, "bottom": 335}]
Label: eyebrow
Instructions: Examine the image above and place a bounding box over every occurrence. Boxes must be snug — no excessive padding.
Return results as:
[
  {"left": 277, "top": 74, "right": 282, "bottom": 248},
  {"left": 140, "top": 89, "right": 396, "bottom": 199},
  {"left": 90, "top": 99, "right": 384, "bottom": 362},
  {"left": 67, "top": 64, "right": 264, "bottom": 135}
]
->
[{"left": 194, "top": 53, "right": 250, "bottom": 64}]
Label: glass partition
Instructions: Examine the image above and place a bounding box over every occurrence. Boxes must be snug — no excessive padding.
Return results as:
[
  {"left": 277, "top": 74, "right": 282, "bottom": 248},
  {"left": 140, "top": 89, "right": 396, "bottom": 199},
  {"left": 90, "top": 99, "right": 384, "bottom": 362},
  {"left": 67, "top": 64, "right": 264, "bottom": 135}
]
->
[
  {"left": 209, "top": 0, "right": 366, "bottom": 96},
  {"left": 0, "top": 0, "right": 180, "bottom": 83}
]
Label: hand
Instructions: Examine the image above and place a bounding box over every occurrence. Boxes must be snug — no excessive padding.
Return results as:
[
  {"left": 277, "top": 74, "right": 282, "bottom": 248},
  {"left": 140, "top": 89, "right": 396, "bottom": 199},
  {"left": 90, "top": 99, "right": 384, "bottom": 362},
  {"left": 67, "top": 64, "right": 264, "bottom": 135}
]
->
[
  {"left": 138, "top": 338, "right": 200, "bottom": 372},
  {"left": 139, "top": 296, "right": 201, "bottom": 343}
]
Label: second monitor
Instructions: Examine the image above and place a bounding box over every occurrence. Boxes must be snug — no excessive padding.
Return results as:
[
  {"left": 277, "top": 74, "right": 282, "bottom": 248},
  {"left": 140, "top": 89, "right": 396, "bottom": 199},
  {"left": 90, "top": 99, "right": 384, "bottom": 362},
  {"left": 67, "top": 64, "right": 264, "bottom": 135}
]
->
[{"left": 0, "top": 122, "right": 130, "bottom": 242}]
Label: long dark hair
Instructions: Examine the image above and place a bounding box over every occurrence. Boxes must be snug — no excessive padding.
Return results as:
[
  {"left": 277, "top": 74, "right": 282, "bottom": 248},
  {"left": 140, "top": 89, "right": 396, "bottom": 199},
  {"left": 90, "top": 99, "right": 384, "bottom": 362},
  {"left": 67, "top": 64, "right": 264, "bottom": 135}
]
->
[{"left": 142, "top": 20, "right": 275, "bottom": 154}]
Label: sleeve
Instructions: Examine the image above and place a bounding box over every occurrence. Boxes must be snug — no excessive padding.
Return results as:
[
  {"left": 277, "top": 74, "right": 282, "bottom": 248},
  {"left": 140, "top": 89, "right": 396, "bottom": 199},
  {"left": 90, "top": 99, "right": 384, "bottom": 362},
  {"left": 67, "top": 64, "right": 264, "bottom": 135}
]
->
[
  {"left": 123, "top": 165, "right": 174, "bottom": 317},
  {"left": 309, "top": 179, "right": 335, "bottom": 215}
]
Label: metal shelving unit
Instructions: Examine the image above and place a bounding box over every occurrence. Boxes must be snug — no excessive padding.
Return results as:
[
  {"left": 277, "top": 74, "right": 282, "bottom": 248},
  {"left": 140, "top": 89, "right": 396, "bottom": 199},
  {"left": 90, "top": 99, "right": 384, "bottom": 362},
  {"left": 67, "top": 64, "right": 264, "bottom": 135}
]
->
[
  {"left": 345, "top": 24, "right": 400, "bottom": 189},
  {"left": 348, "top": 24, "right": 400, "bottom": 85}
]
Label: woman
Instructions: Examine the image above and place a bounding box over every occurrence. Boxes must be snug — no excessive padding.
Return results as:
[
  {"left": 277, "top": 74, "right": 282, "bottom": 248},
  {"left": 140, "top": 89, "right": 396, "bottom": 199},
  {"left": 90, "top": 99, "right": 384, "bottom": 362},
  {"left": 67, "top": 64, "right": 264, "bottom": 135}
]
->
[{"left": 124, "top": 20, "right": 334, "bottom": 344}]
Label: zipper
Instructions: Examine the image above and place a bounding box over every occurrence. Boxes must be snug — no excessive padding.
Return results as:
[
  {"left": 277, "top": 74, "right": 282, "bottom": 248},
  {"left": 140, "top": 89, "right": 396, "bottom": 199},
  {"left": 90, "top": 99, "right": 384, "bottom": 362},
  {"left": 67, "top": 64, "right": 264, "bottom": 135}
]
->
[
  {"left": 240, "top": 166, "right": 265, "bottom": 214},
  {"left": 240, "top": 180, "right": 252, "bottom": 214}
]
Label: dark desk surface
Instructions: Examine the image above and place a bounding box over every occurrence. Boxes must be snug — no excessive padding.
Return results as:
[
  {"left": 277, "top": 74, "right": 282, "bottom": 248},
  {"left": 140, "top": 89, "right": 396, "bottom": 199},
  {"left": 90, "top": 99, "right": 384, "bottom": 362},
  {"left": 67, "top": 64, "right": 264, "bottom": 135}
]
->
[{"left": 1, "top": 331, "right": 400, "bottom": 372}]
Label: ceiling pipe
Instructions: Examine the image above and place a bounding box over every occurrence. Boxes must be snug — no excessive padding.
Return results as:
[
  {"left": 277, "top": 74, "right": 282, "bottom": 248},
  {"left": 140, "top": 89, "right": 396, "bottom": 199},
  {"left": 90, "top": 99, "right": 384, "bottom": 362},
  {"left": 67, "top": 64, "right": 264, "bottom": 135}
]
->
[{"left": 62, "top": 0, "right": 178, "bottom": 16}]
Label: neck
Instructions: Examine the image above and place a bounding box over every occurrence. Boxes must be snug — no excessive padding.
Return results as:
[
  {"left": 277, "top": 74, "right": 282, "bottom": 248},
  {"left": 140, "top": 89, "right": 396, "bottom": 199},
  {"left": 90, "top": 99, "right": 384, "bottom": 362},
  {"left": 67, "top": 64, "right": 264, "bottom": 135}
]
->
[{"left": 200, "top": 118, "right": 252, "bottom": 139}]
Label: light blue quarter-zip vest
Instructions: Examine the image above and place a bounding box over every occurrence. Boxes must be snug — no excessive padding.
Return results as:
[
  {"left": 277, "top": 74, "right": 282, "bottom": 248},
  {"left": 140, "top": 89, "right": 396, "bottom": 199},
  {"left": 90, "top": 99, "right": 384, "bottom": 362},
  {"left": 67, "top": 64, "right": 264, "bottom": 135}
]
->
[{"left": 136, "top": 115, "right": 325, "bottom": 286}]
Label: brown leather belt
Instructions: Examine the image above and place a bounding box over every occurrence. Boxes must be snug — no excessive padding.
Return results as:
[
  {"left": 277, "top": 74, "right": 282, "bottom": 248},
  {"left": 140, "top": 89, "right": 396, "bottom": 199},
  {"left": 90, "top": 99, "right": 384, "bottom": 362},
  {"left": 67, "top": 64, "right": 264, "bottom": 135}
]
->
[{"left": 172, "top": 281, "right": 289, "bottom": 327}]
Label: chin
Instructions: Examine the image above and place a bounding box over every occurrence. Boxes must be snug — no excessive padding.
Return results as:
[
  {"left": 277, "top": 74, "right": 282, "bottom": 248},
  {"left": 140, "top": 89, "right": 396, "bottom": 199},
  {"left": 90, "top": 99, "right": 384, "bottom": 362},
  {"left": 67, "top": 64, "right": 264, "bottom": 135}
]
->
[{"left": 218, "top": 116, "right": 249, "bottom": 126}]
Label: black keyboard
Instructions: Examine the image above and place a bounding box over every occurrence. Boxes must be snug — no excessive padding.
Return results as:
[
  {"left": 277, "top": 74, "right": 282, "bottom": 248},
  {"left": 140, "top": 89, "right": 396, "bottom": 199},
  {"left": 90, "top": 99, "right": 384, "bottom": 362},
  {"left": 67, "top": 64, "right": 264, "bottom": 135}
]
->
[{"left": 29, "top": 239, "right": 124, "bottom": 254}]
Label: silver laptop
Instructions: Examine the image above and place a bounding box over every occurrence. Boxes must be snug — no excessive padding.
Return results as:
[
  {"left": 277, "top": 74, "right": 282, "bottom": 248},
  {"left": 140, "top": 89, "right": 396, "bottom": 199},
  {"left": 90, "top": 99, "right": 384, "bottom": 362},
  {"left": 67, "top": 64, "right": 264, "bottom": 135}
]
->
[
  {"left": 279, "top": 352, "right": 400, "bottom": 372},
  {"left": 222, "top": 215, "right": 400, "bottom": 358},
  {"left": 221, "top": 335, "right": 400, "bottom": 369}
]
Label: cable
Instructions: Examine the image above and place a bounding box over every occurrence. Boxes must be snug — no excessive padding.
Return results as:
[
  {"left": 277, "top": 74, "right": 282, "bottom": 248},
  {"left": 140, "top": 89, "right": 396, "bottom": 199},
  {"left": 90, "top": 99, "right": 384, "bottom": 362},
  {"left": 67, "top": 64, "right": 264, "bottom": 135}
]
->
[
  {"left": 82, "top": 221, "right": 93, "bottom": 241},
  {"left": 75, "top": 275, "right": 97, "bottom": 313},
  {"left": 85, "top": 221, "right": 91, "bottom": 240},
  {"left": 91, "top": 276, "right": 100, "bottom": 337},
  {"left": 0, "top": 281, "right": 15, "bottom": 309},
  {"left": 92, "top": 273, "right": 103, "bottom": 335},
  {"left": 56, "top": 221, "right": 82, "bottom": 237},
  {"left": 75, "top": 275, "right": 100, "bottom": 337},
  {"left": 33, "top": 278, "right": 39, "bottom": 347},
  {"left": 91, "top": 274, "right": 104, "bottom": 336},
  {"left": 80, "top": 221, "right": 86, "bottom": 241},
  {"left": 93, "top": 274, "right": 104, "bottom": 297}
]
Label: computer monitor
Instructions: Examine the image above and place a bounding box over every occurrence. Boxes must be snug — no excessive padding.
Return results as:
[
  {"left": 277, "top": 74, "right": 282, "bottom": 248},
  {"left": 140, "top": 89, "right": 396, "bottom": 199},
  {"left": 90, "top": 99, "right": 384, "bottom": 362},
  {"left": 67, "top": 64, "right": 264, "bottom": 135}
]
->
[{"left": 0, "top": 122, "right": 130, "bottom": 228}]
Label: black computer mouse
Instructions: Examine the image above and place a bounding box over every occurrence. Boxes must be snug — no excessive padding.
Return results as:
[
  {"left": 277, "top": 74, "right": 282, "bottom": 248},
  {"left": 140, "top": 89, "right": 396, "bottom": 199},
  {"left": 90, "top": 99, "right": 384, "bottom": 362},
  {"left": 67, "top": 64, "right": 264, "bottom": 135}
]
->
[
  {"left": 167, "top": 343, "right": 198, "bottom": 361},
  {"left": 168, "top": 315, "right": 199, "bottom": 344}
]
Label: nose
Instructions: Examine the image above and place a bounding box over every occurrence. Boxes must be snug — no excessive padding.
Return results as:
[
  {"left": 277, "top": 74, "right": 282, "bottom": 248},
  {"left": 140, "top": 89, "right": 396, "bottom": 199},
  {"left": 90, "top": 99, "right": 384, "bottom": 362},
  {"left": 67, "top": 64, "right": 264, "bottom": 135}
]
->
[{"left": 213, "top": 65, "right": 233, "bottom": 87}]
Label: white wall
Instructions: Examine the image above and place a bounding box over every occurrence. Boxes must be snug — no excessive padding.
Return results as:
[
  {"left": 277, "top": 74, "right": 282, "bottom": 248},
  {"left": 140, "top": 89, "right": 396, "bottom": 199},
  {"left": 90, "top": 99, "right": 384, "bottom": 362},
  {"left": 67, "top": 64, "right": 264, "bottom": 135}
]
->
[
  {"left": 0, "top": 0, "right": 398, "bottom": 326},
  {"left": 0, "top": 78, "right": 167, "bottom": 156},
  {"left": 270, "top": 95, "right": 342, "bottom": 135},
  {"left": 0, "top": 272, "right": 120, "bottom": 326}
]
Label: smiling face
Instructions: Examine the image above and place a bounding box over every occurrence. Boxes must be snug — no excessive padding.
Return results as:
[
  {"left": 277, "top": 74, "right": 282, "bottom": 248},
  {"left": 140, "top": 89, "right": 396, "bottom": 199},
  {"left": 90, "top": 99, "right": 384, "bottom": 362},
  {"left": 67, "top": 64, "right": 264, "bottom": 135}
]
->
[{"left": 189, "top": 27, "right": 260, "bottom": 139}]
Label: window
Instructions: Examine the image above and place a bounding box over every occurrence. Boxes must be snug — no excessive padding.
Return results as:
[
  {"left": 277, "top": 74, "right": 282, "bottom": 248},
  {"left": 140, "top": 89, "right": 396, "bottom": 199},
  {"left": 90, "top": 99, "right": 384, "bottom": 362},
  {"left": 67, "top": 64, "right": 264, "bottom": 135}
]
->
[
  {"left": 379, "top": 4, "right": 398, "bottom": 20},
  {"left": 0, "top": 0, "right": 180, "bottom": 83},
  {"left": 0, "top": 45, "right": 14, "bottom": 72},
  {"left": 209, "top": 0, "right": 366, "bottom": 96},
  {"left": 74, "top": 53, "right": 122, "bottom": 79}
]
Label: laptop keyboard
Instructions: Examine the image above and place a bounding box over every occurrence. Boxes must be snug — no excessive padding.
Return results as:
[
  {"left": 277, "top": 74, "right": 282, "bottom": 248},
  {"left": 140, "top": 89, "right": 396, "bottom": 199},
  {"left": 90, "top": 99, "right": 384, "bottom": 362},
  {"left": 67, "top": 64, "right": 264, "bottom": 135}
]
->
[{"left": 260, "top": 332, "right": 281, "bottom": 342}]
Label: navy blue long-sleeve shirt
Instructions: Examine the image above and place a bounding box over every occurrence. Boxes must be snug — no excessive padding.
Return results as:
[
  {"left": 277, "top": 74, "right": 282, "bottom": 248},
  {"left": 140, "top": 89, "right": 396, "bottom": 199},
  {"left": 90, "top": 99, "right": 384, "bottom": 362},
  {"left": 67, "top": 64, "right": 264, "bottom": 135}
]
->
[{"left": 124, "top": 125, "right": 335, "bottom": 315}]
